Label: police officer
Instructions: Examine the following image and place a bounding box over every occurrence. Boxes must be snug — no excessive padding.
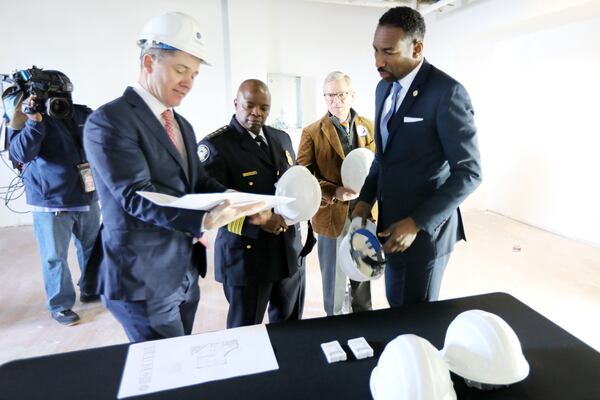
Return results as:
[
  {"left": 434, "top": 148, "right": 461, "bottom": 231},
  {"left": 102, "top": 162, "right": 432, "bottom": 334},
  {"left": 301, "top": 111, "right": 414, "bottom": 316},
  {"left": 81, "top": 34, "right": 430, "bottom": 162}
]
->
[
  {"left": 198, "top": 79, "right": 305, "bottom": 328},
  {"left": 8, "top": 73, "right": 101, "bottom": 326}
]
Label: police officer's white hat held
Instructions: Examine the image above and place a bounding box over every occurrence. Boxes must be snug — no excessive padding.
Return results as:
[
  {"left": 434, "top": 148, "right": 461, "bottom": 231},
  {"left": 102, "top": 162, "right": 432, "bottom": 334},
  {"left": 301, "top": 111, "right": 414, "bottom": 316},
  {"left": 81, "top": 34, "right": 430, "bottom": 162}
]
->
[{"left": 274, "top": 166, "right": 321, "bottom": 225}]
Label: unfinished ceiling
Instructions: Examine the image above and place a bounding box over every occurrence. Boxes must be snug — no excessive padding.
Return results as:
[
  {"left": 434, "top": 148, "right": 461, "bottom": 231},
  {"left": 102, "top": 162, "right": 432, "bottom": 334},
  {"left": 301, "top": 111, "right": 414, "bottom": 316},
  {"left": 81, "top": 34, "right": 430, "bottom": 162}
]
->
[{"left": 304, "top": 0, "right": 464, "bottom": 15}]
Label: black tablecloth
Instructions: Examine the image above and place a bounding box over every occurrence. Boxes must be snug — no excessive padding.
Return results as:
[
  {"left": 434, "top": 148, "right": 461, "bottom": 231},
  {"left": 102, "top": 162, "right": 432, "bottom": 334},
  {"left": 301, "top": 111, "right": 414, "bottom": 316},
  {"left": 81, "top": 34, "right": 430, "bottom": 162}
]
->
[{"left": 1, "top": 292, "right": 599, "bottom": 399}]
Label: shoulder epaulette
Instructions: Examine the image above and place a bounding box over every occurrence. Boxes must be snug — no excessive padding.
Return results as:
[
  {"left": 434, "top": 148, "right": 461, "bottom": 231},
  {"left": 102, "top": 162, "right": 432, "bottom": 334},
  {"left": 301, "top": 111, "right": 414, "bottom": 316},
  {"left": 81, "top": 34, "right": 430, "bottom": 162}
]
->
[{"left": 204, "top": 125, "right": 228, "bottom": 140}]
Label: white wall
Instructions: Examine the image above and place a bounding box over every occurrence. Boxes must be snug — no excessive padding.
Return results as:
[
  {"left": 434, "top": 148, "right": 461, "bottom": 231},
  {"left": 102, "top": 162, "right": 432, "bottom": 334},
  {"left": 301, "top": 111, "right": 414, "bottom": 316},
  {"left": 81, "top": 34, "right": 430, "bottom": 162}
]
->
[
  {"left": 0, "top": 0, "right": 383, "bottom": 226},
  {"left": 0, "top": 0, "right": 229, "bottom": 226},
  {"left": 424, "top": 0, "right": 600, "bottom": 245},
  {"left": 226, "top": 0, "right": 383, "bottom": 148},
  {"left": 1, "top": 0, "right": 599, "bottom": 247}
]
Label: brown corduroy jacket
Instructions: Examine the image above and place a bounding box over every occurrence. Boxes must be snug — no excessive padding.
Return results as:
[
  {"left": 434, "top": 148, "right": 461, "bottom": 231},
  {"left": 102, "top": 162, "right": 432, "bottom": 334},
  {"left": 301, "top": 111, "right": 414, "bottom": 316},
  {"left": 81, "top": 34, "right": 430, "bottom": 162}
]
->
[{"left": 297, "top": 112, "right": 376, "bottom": 238}]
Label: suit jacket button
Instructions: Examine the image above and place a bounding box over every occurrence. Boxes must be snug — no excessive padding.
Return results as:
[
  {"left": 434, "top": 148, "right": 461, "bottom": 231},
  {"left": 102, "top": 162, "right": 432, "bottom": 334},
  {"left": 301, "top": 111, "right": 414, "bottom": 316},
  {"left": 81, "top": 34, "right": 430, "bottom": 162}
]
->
[
  {"left": 246, "top": 245, "right": 252, "bottom": 249},
  {"left": 249, "top": 182, "right": 254, "bottom": 186}
]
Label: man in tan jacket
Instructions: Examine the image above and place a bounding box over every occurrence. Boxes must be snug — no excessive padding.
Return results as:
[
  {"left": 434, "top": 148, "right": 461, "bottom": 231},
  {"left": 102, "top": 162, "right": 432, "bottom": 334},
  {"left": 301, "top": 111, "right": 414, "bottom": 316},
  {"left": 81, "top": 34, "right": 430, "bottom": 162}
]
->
[{"left": 297, "top": 71, "right": 376, "bottom": 315}]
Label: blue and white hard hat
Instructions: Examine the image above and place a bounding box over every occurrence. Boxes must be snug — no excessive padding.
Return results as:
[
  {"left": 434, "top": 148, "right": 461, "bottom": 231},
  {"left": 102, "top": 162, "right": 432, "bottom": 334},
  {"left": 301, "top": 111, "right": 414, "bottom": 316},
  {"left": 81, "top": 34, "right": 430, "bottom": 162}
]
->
[{"left": 338, "top": 218, "right": 385, "bottom": 282}]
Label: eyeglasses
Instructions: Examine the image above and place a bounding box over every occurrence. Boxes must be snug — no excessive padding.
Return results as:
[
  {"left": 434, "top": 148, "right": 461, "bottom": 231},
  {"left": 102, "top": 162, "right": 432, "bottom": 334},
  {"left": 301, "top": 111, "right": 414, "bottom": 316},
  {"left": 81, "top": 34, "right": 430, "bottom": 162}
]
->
[{"left": 324, "top": 91, "right": 351, "bottom": 101}]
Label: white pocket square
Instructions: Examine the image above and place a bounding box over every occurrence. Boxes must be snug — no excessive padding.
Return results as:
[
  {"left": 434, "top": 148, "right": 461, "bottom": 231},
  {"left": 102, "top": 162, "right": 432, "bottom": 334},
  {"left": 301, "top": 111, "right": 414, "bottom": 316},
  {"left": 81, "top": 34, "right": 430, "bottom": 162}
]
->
[{"left": 404, "top": 117, "right": 423, "bottom": 123}]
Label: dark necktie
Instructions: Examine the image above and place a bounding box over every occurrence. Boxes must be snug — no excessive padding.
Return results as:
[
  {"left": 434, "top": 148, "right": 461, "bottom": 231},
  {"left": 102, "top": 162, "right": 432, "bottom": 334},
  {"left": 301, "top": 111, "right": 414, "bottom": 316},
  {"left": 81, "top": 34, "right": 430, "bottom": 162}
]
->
[{"left": 254, "top": 135, "right": 270, "bottom": 157}]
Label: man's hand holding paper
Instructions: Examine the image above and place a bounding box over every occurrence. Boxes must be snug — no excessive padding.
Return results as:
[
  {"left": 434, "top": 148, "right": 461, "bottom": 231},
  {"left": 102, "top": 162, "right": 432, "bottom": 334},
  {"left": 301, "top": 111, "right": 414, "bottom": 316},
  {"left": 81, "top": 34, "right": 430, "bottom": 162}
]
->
[{"left": 204, "top": 199, "right": 267, "bottom": 230}]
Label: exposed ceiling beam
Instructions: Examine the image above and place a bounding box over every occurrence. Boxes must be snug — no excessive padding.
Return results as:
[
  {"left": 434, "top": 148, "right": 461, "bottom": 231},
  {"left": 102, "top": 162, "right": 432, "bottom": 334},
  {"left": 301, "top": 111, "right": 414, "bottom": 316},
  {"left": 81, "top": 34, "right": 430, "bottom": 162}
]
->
[
  {"left": 303, "top": 0, "right": 462, "bottom": 15},
  {"left": 419, "top": 0, "right": 459, "bottom": 15},
  {"left": 304, "top": 0, "right": 413, "bottom": 9}
]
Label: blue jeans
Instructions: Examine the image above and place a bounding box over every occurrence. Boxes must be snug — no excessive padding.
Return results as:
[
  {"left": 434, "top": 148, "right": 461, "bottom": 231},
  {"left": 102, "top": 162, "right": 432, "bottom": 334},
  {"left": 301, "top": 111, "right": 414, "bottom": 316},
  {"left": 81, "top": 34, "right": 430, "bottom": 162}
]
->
[{"left": 32, "top": 202, "right": 101, "bottom": 313}]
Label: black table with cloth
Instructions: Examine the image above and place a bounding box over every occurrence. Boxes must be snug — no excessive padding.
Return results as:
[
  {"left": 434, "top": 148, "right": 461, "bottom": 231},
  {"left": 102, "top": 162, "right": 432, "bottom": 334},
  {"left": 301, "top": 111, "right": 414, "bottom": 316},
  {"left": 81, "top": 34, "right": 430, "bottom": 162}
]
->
[{"left": 1, "top": 292, "right": 599, "bottom": 399}]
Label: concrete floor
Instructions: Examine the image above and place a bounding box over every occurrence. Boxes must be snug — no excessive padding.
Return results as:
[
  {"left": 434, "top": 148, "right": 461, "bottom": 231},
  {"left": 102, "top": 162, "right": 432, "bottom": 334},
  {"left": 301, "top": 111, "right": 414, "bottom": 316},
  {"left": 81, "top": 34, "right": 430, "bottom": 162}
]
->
[{"left": 0, "top": 209, "right": 598, "bottom": 366}]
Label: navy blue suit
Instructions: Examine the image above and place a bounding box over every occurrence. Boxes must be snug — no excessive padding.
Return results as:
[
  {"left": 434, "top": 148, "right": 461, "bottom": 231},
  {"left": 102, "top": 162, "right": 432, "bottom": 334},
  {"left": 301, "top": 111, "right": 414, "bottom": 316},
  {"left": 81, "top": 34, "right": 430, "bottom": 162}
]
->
[
  {"left": 359, "top": 60, "right": 482, "bottom": 306},
  {"left": 198, "top": 116, "right": 305, "bottom": 328},
  {"left": 83, "top": 87, "right": 226, "bottom": 340}
]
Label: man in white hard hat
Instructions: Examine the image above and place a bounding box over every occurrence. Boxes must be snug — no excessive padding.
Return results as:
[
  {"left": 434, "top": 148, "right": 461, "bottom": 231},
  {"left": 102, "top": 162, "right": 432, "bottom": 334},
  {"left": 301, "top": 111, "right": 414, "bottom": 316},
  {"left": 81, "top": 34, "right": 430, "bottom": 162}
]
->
[
  {"left": 297, "top": 71, "right": 376, "bottom": 316},
  {"left": 198, "top": 79, "right": 305, "bottom": 328},
  {"left": 83, "top": 12, "right": 266, "bottom": 342}
]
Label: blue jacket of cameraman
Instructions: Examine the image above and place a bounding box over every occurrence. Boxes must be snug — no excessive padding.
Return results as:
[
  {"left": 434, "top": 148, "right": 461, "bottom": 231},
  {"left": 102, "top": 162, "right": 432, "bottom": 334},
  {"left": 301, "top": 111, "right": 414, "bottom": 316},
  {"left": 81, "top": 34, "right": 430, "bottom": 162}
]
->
[{"left": 8, "top": 104, "right": 97, "bottom": 207}]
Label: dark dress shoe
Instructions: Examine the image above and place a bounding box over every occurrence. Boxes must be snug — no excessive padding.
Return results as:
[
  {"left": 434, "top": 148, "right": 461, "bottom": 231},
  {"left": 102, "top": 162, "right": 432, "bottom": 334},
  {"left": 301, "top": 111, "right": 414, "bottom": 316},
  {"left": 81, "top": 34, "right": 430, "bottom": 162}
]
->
[{"left": 80, "top": 293, "right": 100, "bottom": 303}]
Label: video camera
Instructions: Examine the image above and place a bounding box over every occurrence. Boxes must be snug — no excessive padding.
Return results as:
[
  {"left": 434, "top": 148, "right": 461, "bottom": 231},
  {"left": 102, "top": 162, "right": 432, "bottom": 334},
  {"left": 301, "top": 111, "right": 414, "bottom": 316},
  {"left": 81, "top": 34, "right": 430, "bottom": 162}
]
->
[{"left": 1, "top": 66, "right": 73, "bottom": 119}]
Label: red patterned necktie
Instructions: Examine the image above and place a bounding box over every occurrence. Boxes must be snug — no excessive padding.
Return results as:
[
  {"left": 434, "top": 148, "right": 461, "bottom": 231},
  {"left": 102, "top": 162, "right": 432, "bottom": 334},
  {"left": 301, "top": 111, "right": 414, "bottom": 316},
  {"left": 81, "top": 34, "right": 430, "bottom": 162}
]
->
[{"left": 161, "top": 109, "right": 178, "bottom": 147}]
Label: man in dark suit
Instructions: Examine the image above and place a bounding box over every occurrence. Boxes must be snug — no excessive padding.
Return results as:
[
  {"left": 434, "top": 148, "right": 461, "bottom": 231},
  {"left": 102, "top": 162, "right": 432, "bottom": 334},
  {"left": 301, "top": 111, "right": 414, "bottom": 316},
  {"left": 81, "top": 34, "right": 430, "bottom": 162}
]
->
[
  {"left": 83, "top": 12, "right": 265, "bottom": 342},
  {"left": 352, "top": 6, "right": 482, "bottom": 307},
  {"left": 198, "top": 79, "right": 305, "bottom": 328}
]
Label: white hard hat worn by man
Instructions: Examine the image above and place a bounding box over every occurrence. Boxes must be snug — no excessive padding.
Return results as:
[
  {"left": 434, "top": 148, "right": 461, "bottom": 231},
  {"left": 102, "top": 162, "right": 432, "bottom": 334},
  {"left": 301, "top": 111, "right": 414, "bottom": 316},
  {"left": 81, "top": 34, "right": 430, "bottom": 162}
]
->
[{"left": 137, "top": 12, "right": 211, "bottom": 64}]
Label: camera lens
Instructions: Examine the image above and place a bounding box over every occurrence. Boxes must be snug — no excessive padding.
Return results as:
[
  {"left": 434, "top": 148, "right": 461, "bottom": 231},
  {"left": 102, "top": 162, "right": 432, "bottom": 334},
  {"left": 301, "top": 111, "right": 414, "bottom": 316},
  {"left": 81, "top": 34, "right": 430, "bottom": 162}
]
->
[{"left": 46, "top": 97, "right": 72, "bottom": 119}]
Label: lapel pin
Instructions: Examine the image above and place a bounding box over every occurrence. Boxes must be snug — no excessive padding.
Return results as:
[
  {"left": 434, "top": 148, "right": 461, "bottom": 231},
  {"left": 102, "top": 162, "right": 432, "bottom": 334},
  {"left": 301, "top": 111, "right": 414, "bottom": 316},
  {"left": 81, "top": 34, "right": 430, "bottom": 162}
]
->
[{"left": 412, "top": 90, "right": 419, "bottom": 97}]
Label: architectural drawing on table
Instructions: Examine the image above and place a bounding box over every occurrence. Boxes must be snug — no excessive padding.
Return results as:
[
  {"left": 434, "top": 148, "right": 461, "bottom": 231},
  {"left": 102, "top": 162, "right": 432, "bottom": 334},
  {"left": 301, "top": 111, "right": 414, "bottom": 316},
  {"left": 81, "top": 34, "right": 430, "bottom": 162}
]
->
[
  {"left": 138, "top": 342, "right": 156, "bottom": 392},
  {"left": 191, "top": 339, "right": 239, "bottom": 368}
]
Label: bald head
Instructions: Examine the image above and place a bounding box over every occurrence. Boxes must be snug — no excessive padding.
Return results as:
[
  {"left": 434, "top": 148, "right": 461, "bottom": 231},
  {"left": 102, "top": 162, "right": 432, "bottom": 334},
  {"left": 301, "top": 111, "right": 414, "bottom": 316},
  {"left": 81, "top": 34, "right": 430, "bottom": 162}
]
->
[
  {"left": 234, "top": 79, "right": 271, "bottom": 134},
  {"left": 237, "top": 79, "right": 270, "bottom": 98}
]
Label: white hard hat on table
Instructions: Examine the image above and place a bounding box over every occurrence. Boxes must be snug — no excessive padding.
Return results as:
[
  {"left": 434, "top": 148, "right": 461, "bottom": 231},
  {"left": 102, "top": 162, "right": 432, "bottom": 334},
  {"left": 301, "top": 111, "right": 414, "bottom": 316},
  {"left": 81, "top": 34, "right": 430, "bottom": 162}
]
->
[
  {"left": 370, "top": 334, "right": 457, "bottom": 400},
  {"left": 138, "top": 12, "right": 211, "bottom": 65},
  {"left": 440, "top": 309, "right": 530, "bottom": 389}
]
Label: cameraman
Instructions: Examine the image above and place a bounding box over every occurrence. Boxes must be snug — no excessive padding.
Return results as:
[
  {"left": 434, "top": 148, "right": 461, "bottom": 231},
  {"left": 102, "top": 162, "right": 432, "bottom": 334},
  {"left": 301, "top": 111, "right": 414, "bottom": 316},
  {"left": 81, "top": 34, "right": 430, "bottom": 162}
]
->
[{"left": 7, "top": 72, "right": 100, "bottom": 326}]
